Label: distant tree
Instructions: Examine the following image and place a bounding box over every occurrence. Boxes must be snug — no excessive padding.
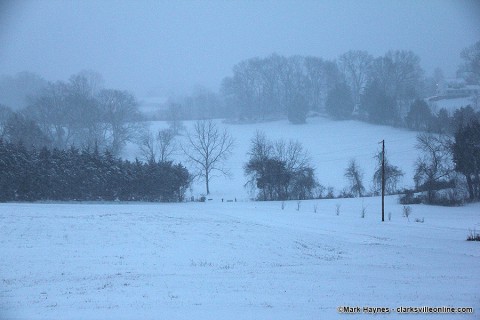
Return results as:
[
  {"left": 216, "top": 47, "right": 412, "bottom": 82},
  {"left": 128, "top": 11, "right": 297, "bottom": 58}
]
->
[
  {"left": 221, "top": 54, "right": 343, "bottom": 121},
  {"left": 325, "top": 82, "right": 354, "bottom": 119},
  {"left": 452, "top": 120, "right": 480, "bottom": 201},
  {"left": 458, "top": 41, "right": 480, "bottom": 84},
  {"left": 286, "top": 92, "right": 308, "bottom": 124},
  {"left": 180, "top": 86, "right": 225, "bottom": 120},
  {"left": 0, "top": 104, "right": 14, "bottom": 139},
  {"left": 27, "top": 81, "right": 71, "bottom": 148},
  {"left": 373, "top": 151, "right": 404, "bottom": 195},
  {"left": 139, "top": 130, "right": 158, "bottom": 163},
  {"left": 414, "top": 133, "right": 454, "bottom": 203},
  {"left": 3, "top": 112, "right": 50, "bottom": 149},
  {"left": 281, "top": 56, "right": 309, "bottom": 124},
  {"left": 97, "top": 89, "right": 142, "bottom": 156},
  {"left": 405, "top": 99, "right": 433, "bottom": 131},
  {"left": 65, "top": 72, "right": 105, "bottom": 149},
  {"left": 166, "top": 102, "right": 185, "bottom": 135},
  {"left": 344, "top": 159, "right": 365, "bottom": 197},
  {"left": 371, "top": 50, "right": 424, "bottom": 101},
  {"left": 303, "top": 56, "right": 327, "bottom": 111},
  {"left": 423, "top": 67, "right": 445, "bottom": 97},
  {"left": 452, "top": 106, "right": 480, "bottom": 132},
  {"left": 157, "top": 128, "right": 176, "bottom": 162},
  {"left": 431, "top": 108, "right": 452, "bottom": 134},
  {"left": 361, "top": 80, "right": 398, "bottom": 124},
  {"left": 338, "top": 50, "right": 373, "bottom": 109},
  {"left": 182, "top": 120, "right": 234, "bottom": 195}
]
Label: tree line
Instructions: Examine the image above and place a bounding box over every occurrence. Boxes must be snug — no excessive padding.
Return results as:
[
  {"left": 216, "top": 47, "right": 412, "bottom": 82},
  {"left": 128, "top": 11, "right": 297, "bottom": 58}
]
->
[
  {"left": 0, "top": 140, "right": 190, "bottom": 202},
  {"left": 0, "top": 70, "right": 142, "bottom": 157}
]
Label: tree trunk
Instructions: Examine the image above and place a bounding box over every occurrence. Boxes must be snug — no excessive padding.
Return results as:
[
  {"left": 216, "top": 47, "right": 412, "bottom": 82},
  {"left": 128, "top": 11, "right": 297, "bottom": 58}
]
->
[
  {"left": 466, "top": 174, "right": 474, "bottom": 201},
  {"left": 206, "top": 174, "right": 210, "bottom": 195}
]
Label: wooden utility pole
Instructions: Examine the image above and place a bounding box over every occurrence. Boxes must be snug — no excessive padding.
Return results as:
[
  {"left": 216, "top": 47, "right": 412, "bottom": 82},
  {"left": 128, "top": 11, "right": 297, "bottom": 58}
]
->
[{"left": 381, "top": 140, "right": 385, "bottom": 222}]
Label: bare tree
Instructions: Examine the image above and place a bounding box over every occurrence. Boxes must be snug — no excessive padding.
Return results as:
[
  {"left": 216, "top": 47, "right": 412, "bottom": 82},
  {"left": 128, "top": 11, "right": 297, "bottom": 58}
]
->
[
  {"left": 157, "top": 128, "right": 176, "bottom": 162},
  {"left": 459, "top": 40, "right": 480, "bottom": 84},
  {"left": 98, "top": 89, "right": 142, "bottom": 156},
  {"left": 338, "top": 50, "right": 373, "bottom": 109},
  {"left": 373, "top": 151, "right": 404, "bottom": 195},
  {"left": 182, "top": 120, "right": 234, "bottom": 195},
  {"left": 273, "top": 138, "right": 310, "bottom": 173},
  {"left": 344, "top": 159, "right": 365, "bottom": 197},
  {"left": 414, "top": 133, "right": 453, "bottom": 203},
  {"left": 27, "top": 81, "right": 71, "bottom": 148},
  {"left": 166, "top": 102, "right": 185, "bottom": 135},
  {"left": 139, "top": 128, "right": 177, "bottom": 163},
  {"left": 139, "top": 130, "right": 157, "bottom": 162}
]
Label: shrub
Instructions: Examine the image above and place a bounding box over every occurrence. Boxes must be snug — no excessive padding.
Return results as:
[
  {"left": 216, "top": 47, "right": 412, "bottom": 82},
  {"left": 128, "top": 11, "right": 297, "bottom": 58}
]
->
[
  {"left": 361, "top": 206, "right": 367, "bottom": 218},
  {"left": 402, "top": 205, "right": 412, "bottom": 221},
  {"left": 467, "top": 229, "right": 480, "bottom": 241},
  {"left": 335, "top": 204, "right": 341, "bottom": 216}
]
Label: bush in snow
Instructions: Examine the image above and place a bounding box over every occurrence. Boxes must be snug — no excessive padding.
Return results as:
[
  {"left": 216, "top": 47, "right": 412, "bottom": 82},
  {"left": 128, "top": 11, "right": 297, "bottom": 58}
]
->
[
  {"left": 402, "top": 205, "right": 412, "bottom": 221},
  {"left": 466, "top": 229, "right": 480, "bottom": 241}
]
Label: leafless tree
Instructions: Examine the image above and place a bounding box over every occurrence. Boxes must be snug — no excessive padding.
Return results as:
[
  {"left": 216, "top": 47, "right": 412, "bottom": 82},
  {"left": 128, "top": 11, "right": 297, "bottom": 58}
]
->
[
  {"left": 182, "top": 120, "right": 234, "bottom": 195},
  {"left": 459, "top": 40, "right": 480, "bottom": 84},
  {"left": 139, "top": 128, "right": 177, "bottom": 163},
  {"left": 373, "top": 151, "right": 404, "bottom": 195},
  {"left": 98, "top": 89, "right": 142, "bottom": 156},
  {"left": 344, "top": 159, "right": 365, "bottom": 197},
  {"left": 273, "top": 138, "right": 310, "bottom": 173},
  {"left": 414, "top": 133, "right": 454, "bottom": 203},
  {"left": 157, "top": 128, "right": 176, "bottom": 162},
  {"left": 139, "top": 130, "right": 157, "bottom": 162},
  {"left": 25, "top": 81, "right": 71, "bottom": 148},
  {"left": 166, "top": 102, "right": 185, "bottom": 135},
  {"left": 338, "top": 50, "right": 373, "bottom": 109}
]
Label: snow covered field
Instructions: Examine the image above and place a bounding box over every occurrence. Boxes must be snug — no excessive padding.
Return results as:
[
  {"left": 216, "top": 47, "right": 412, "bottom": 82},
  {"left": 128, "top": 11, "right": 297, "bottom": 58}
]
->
[
  {"left": 124, "top": 116, "right": 421, "bottom": 200},
  {"left": 1, "top": 117, "right": 479, "bottom": 319},
  {"left": 1, "top": 198, "right": 479, "bottom": 319}
]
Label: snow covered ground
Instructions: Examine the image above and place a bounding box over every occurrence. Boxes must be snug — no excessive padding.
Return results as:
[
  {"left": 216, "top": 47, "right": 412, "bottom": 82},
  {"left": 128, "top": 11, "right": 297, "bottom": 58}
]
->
[
  {"left": 1, "top": 117, "right": 479, "bottom": 319},
  {"left": 1, "top": 198, "right": 479, "bottom": 319},
  {"left": 429, "top": 96, "right": 477, "bottom": 115},
  {"left": 124, "top": 116, "right": 421, "bottom": 200}
]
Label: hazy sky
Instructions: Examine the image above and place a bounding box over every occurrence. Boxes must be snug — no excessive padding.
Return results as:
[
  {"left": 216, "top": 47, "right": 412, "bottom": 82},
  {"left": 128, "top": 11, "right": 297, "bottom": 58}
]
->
[{"left": 1, "top": 0, "right": 479, "bottom": 97}]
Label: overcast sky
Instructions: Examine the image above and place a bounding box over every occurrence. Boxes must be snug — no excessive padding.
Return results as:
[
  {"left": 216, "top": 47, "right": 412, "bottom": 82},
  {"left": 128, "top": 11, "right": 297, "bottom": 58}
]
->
[{"left": 0, "top": 0, "right": 479, "bottom": 97}]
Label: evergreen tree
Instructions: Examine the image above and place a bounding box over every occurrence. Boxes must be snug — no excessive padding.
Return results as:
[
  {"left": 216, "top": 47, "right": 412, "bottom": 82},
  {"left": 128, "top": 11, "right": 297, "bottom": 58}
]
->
[{"left": 325, "top": 82, "right": 355, "bottom": 120}]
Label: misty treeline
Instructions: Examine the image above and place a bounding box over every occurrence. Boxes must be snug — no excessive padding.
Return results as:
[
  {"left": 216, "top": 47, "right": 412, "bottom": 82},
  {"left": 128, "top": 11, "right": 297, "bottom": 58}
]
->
[
  {"left": 0, "top": 42, "right": 479, "bottom": 204},
  {"left": 221, "top": 42, "right": 479, "bottom": 127},
  {"left": 0, "top": 140, "right": 190, "bottom": 202},
  {"left": 0, "top": 70, "right": 144, "bottom": 156}
]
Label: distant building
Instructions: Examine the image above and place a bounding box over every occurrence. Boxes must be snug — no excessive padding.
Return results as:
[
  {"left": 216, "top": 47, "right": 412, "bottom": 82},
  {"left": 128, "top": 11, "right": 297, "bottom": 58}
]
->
[
  {"left": 437, "top": 78, "right": 480, "bottom": 98},
  {"left": 426, "top": 78, "right": 479, "bottom": 115}
]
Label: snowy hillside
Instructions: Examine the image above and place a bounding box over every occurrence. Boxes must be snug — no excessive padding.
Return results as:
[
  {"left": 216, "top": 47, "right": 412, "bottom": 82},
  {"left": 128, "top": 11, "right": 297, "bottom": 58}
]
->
[
  {"left": 2, "top": 116, "right": 478, "bottom": 319},
  {"left": 1, "top": 198, "right": 479, "bottom": 319},
  {"left": 428, "top": 96, "right": 476, "bottom": 114},
  {"left": 124, "top": 116, "right": 421, "bottom": 200}
]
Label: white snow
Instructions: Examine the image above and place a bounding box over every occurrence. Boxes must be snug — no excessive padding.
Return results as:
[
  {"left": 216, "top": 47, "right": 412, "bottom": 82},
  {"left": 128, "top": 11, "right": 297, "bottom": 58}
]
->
[
  {"left": 1, "top": 198, "right": 479, "bottom": 319},
  {"left": 124, "top": 117, "right": 421, "bottom": 200},
  {"left": 2, "top": 116, "right": 479, "bottom": 319},
  {"left": 428, "top": 96, "right": 476, "bottom": 115}
]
